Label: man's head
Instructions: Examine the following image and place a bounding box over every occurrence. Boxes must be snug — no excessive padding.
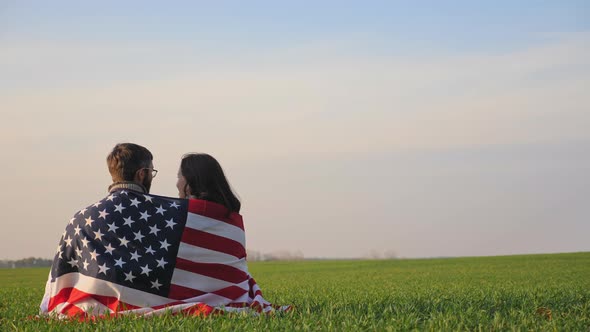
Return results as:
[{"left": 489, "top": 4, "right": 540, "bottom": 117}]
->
[{"left": 106, "top": 143, "right": 155, "bottom": 192}]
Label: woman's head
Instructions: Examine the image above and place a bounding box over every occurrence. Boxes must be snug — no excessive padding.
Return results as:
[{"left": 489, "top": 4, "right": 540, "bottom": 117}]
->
[{"left": 177, "top": 153, "right": 241, "bottom": 213}]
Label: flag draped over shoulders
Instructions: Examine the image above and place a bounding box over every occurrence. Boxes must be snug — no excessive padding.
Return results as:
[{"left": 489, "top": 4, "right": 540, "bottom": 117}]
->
[{"left": 40, "top": 189, "right": 291, "bottom": 318}]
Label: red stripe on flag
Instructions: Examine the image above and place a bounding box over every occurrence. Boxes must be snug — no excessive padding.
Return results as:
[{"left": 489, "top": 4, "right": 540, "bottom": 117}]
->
[
  {"left": 93, "top": 293, "right": 141, "bottom": 312},
  {"left": 49, "top": 287, "right": 140, "bottom": 315},
  {"left": 248, "top": 278, "right": 263, "bottom": 298},
  {"left": 48, "top": 287, "right": 74, "bottom": 312},
  {"left": 168, "top": 284, "right": 206, "bottom": 300},
  {"left": 175, "top": 258, "right": 249, "bottom": 284},
  {"left": 212, "top": 285, "right": 248, "bottom": 300},
  {"left": 62, "top": 303, "right": 87, "bottom": 317},
  {"left": 188, "top": 199, "right": 244, "bottom": 230},
  {"left": 180, "top": 228, "right": 246, "bottom": 259}
]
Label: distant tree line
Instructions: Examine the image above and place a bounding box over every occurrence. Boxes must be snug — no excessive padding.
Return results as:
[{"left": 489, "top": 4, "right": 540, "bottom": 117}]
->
[
  {"left": 2, "top": 249, "right": 397, "bottom": 267},
  {"left": 1, "top": 251, "right": 305, "bottom": 268},
  {"left": 364, "top": 249, "right": 398, "bottom": 260},
  {"left": 246, "top": 250, "right": 304, "bottom": 261},
  {"left": 0, "top": 250, "right": 301, "bottom": 268},
  {"left": 0, "top": 257, "right": 53, "bottom": 268}
]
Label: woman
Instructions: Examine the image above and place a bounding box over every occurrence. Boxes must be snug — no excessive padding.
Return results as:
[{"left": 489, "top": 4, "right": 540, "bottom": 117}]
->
[
  {"left": 176, "top": 153, "right": 241, "bottom": 213},
  {"left": 175, "top": 153, "right": 290, "bottom": 313}
]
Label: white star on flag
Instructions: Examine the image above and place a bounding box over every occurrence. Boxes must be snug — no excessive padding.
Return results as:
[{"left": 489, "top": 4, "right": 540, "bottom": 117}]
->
[
  {"left": 124, "top": 271, "right": 135, "bottom": 282},
  {"left": 140, "top": 264, "right": 152, "bottom": 276},
  {"left": 64, "top": 237, "right": 73, "bottom": 247},
  {"left": 143, "top": 195, "right": 153, "bottom": 203},
  {"left": 82, "top": 260, "right": 90, "bottom": 270},
  {"left": 133, "top": 230, "right": 145, "bottom": 242},
  {"left": 98, "top": 209, "right": 109, "bottom": 219},
  {"left": 67, "top": 258, "right": 78, "bottom": 268},
  {"left": 130, "top": 251, "right": 141, "bottom": 262},
  {"left": 156, "top": 257, "right": 167, "bottom": 269},
  {"left": 104, "top": 243, "right": 115, "bottom": 255},
  {"left": 155, "top": 205, "right": 166, "bottom": 215},
  {"left": 169, "top": 201, "right": 180, "bottom": 209},
  {"left": 114, "top": 203, "right": 125, "bottom": 213},
  {"left": 159, "top": 239, "right": 171, "bottom": 251},
  {"left": 119, "top": 236, "right": 131, "bottom": 247},
  {"left": 85, "top": 217, "right": 94, "bottom": 227},
  {"left": 145, "top": 246, "right": 156, "bottom": 255},
  {"left": 139, "top": 211, "right": 151, "bottom": 221},
  {"left": 107, "top": 223, "right": 118, "bottom": 233},
  {"left": 129, "top": 198, "right": 141, "bottom": 207},
  {"left": 80, "top": 237, "right": 90, "bottom": 248},
  {"left": 94, "top": 229, "right": 104, "bottom": 241},
  {"left": 149, "top": 225, "right": 160, "bottom": 236},
  {"left": 165, "top": 218, "right": 176, "bottom": 229},
  {"left": 123, "top": 217, "right": 134, "bottom": 227},
  {"left": 98, "top": 263, "right": 110, "bottom": 275},
  {"left": 89, "top": 249, "right": 100, "bottom": 261},
  {"left": 107, "top": 194, "right": 116, "bottom": 201},
  {"left": 114, "top": 257, "right": 125, "bottom": 268},
  {"left": 73, "top": 225, "right": 81, "bottom": 235},
  {"left": 150, "top": 279, "right": 162, "bottom": 290}
]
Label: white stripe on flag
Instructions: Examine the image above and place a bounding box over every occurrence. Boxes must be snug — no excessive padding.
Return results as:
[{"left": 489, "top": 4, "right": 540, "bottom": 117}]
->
[
  {"left": 176, "top": 242, "right": 248, "bottom": 272},
  {"left": 139, "top": 302, "right": 203, "bottom": 316},
  {"left": 47, "top": 273, "right": 176, "bottom": 307},
  {"left": 185, "top": 213, "right": 245, "bottom": 244},
  {"left": 170, "top": 268, "right": 243, "bottom": 293},
  {"left": 50, "top": 302, "right": 71, "bottom": 315},
  {"left": 69, "top": 299, "right": 113, "bottom": 315}
]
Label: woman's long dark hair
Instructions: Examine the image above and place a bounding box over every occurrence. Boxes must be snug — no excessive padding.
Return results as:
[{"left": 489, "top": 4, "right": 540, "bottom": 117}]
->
[{"left": 180, "top": 153, "right": 241, "bottom": 213}]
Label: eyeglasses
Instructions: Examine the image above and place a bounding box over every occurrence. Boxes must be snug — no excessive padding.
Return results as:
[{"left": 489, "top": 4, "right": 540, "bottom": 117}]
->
[{"left": 140, "top": 168, "right": 158, "bottom": 178}]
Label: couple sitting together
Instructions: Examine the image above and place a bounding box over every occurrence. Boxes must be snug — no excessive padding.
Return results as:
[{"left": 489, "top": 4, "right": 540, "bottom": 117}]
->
[{"left": 40, "top": 143, "right": 289, "bottom": 318}]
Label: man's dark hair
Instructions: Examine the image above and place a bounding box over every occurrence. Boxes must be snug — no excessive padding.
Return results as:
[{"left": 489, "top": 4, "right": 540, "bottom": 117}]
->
[{"left": 107, "top": 143, "right": 153, "bottom": 181}]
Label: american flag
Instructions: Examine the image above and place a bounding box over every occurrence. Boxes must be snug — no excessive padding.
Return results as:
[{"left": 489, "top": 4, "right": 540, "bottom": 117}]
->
[{"left": 40, "top": 189, "right": 291, "bottom": 318}]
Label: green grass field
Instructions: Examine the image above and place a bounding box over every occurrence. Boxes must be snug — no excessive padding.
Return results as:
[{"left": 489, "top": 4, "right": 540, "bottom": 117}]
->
[{"left": 1, "top": 252, "right": 589, "bottom": 331}]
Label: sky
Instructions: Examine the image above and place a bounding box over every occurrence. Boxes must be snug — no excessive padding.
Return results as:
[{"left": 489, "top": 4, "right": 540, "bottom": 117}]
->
[{"left": 1, "top": 1, "right": 589, "bottom": 260}]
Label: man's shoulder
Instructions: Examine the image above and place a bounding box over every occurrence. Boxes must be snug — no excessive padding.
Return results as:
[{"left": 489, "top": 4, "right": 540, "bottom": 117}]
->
[
  {"left": 69, "top": 190, "right": 185, "bottom": 221},
  {"left": 70, "top": 194, "right": 110, "bottom": 218}
]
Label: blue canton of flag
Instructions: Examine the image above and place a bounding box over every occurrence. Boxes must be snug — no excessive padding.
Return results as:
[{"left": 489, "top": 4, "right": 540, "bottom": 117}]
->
[{"left": 52, "top": 190, "right": 188, "bottom": 297}]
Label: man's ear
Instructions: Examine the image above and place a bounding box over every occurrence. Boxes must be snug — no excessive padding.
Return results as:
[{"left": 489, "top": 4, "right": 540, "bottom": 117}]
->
[{"left": 134, "top": 169, "right": 146, "bottom": 183}]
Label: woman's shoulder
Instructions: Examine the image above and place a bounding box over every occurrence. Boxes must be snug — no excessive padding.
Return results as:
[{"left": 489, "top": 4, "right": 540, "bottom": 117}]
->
[{"left": 188, "top": 197, "right": 244, "bottom": 229}]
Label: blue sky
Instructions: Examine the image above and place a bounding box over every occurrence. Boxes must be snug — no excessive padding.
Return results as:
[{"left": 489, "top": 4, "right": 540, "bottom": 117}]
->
[
  {"left": 1, "top": 1, "right": 588, "bottom": 91},
  {"left": 2, "top": 1, "right": 588, "bottom": 48},
  {"left": 0, "top": 1, "right": 588, "bottom": 259}
]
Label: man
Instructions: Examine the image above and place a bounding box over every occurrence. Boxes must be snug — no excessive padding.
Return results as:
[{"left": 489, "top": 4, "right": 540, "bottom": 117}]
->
[
  {"left": 41, "top": 143, "right": 289, "bottom": 318},
  {"left": 106, "top": 143, "right": 157, "bottom": 194},
  {"left": 40, "top": 142, "right": 167, "bottom": 316}
]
